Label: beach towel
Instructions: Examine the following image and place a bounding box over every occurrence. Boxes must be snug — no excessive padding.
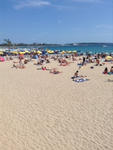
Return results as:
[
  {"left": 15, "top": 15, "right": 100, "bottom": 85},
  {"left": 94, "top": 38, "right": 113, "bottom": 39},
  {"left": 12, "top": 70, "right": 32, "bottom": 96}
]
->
[
  {"left": 74, "top": 78, "right": 89, "bottom": 83},
  {"left": 108, "top": 72, "right": 113, "bottom": 75},
  {"left": 77, "top": 63, "right": 82, "bottom": 66}
]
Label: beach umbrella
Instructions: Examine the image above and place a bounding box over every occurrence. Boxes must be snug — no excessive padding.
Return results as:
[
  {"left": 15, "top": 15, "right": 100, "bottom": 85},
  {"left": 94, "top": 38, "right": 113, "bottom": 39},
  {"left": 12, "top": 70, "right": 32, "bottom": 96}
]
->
[
  {"left": 67, "top": 51, "right": 72, "bottom": 54},
  {"left": 37, "top": 51, "right": 42, "bottom": 54},
  {"left": 61, "top": 51, "right": 66, "bottom": 54},
  {"left": 73, "top": 50, "right": 77, "bottom": 53},
  {"left": 25, "top": 50, "right": 30, "bottom": 54},
  {"left": 51, "top": 51, "right": 54, "bottom": 54},
  {"left": 19, "top": 52, "right": 26, "bottom": 55},
  {"left": 0, "top": 51, "right": 3, "bottom": 55},
  {"left": 47, "top": 50, "right": 50, "bottom": 52},
  {"left": 47, "top": 50, "right": 54, "bottom": 54},
  {"left": 11, "top": 51, "right": 18, "bottom": 55},
  {"left": 105, "top": 56, "right": 113, "bottom": 61},
  {"left": 31, "top": 50, "right": 36, "bottom": 53}
]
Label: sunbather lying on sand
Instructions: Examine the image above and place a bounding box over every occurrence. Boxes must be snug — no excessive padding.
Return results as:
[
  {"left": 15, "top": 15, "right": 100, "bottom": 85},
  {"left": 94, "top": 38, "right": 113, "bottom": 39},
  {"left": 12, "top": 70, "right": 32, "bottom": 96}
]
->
[
  {"left": 37, "top": 66, "right": 50, "bottom": 71},
  {"left": 50, "top": 68, "right": 61, "bottom": 74},
  {"left": 60, "top": 59, "right": 70, "bottom": 66},
  {"left": 42, "top": 66, "right": 47, "bottom": 70}
]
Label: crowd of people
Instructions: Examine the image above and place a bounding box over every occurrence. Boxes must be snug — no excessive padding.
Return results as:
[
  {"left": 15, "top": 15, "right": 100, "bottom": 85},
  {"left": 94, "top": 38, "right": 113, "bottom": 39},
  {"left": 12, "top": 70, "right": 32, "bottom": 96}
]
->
[{"left": 0, "top": 51, "right": 113, "bottom": 80}]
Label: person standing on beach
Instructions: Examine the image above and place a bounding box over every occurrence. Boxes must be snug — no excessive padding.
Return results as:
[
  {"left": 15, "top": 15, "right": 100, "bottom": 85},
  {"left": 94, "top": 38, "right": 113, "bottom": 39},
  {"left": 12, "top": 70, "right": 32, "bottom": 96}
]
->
[
  {"left": 18, "top": 54, "right": 24, "bottom": 68},
  {"left": 82, "top": 57, "right": 86, "bottom": 65}
]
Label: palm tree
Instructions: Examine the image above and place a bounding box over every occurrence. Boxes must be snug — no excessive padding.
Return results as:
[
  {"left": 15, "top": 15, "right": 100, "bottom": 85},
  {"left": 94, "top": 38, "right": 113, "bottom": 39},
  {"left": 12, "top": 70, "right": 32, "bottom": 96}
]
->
[{"left": 4, "top": 39, "right": 12, "bottom": 49}]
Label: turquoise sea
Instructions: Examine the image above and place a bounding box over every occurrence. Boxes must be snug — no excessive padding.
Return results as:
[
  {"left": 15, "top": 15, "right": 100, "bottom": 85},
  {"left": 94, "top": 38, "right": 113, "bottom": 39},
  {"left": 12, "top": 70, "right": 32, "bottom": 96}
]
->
[
  {"left": 1, "top": 44, "right": 113, "bottom": 54},
  {"left": 43, "top": 45, "right": 113, "bottom": 54}
]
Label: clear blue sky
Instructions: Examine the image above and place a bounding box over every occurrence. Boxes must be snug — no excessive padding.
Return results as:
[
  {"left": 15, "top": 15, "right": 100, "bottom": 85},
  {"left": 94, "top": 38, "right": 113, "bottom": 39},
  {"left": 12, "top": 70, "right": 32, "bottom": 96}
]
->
[{"left": 0, "top": 0, "right": 113, "bottom": 43}]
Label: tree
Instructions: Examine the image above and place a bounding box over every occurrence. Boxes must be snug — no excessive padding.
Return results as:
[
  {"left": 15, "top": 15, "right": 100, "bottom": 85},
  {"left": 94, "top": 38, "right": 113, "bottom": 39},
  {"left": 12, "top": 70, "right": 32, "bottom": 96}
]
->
[{"left": 4, "top": 39, "right": 12, "bottom": 49}]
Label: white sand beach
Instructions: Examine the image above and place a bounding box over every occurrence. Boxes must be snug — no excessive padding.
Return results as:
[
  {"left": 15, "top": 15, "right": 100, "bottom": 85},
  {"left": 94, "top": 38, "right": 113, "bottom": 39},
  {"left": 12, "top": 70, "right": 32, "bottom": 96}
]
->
[{"left": 0, "top": 59, "right": 113, "bottom": 150}]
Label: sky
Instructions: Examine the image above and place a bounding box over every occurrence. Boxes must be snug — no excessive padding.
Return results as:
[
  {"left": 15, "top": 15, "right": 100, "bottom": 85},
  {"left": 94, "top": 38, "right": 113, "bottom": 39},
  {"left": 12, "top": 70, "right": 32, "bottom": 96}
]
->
[{"left": 0, "top": 0, "right": 113, "bottom": 43}]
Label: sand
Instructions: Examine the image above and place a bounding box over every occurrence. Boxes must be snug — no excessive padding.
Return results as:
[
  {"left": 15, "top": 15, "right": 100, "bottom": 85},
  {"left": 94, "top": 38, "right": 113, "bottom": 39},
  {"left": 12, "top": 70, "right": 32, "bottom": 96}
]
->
[{"left": 0, "top": 59, "right": 113, "bottom": 150}]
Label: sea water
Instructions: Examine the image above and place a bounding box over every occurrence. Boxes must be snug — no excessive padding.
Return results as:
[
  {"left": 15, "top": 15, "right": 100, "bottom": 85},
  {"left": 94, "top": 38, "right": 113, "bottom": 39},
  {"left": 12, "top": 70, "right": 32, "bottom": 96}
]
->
[
  {"left": 1, "top": 44, "right": 113, "bottom": 54},
  {"left": 43, "top": 45, "right": 113, "bottom": 54}
]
